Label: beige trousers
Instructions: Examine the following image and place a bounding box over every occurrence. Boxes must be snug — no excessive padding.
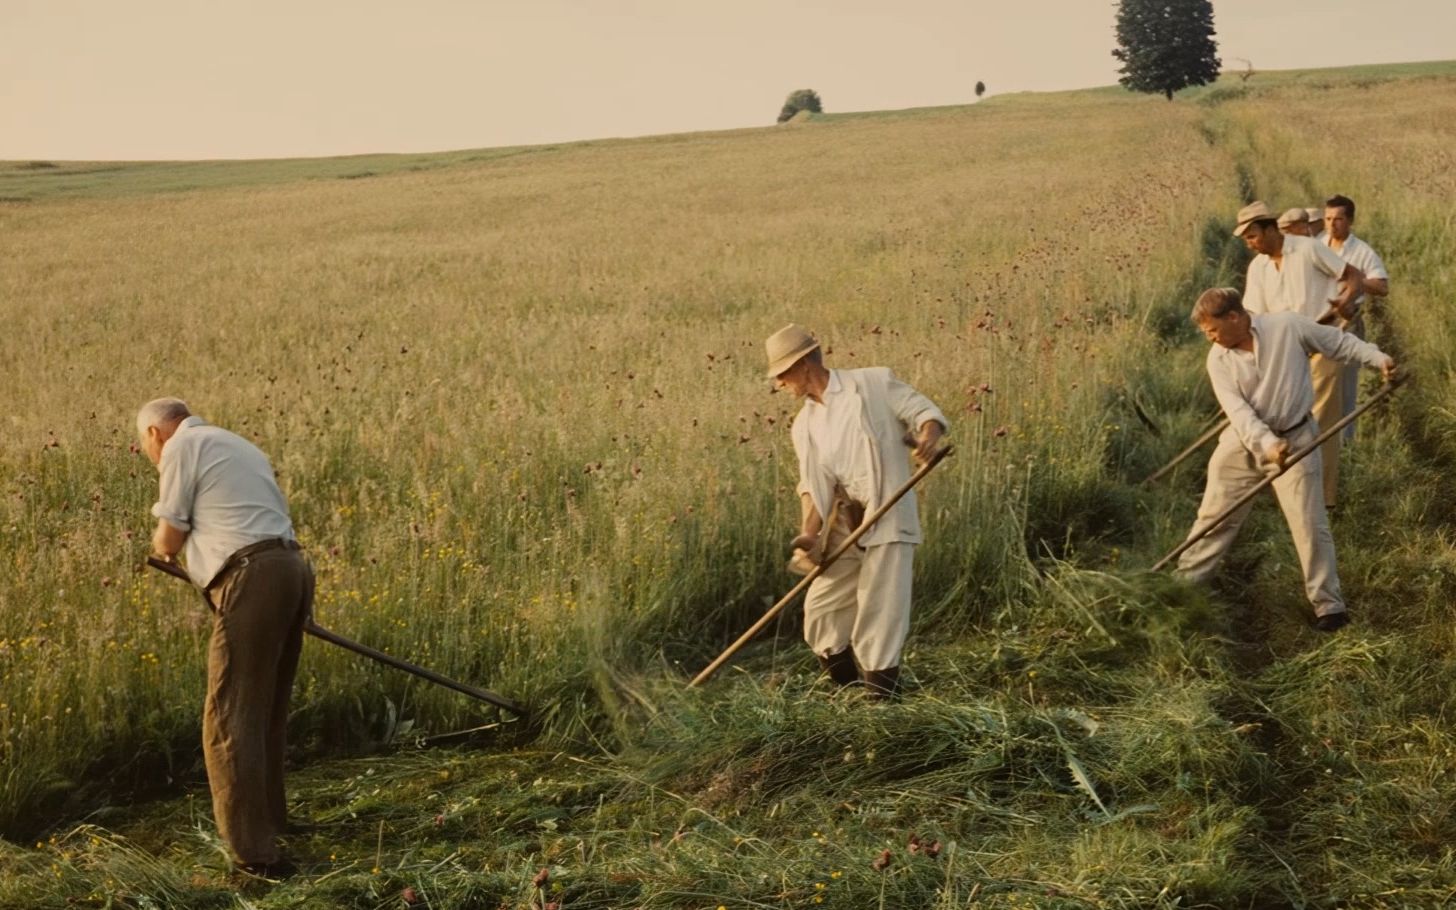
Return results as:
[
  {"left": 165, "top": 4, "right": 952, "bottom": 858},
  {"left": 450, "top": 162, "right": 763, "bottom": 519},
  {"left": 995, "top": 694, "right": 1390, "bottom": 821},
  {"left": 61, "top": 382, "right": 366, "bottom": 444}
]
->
[
  {"left": 1341, "top": 314, "right": 1366, "bottom": 441},
  {"left": 1310, "top": 353, "right": 1343, "bottom": 508},
  {"left": 803, "top": 540, "right": 914, "bottom": 672},
  {"left": 1176, "top": 423, "right": 1345, "bottom": 618},
  {"left": 205, "top": 547, "right": 313, "bottom": 865}
]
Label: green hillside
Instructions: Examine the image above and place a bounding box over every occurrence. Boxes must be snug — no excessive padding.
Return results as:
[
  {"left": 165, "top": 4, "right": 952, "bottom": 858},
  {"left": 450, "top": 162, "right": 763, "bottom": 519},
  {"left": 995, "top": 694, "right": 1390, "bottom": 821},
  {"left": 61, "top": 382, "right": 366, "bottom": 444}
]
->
[{"left": 2, "top": 61, "right": 1455, "bottom": 908}]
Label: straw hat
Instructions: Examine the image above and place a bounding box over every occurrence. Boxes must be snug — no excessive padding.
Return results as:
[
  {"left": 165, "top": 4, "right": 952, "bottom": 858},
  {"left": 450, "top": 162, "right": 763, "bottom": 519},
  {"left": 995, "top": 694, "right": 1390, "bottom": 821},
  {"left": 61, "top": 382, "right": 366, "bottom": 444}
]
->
[
  {"left": 1306, "top": 207, "right": 1324, "bottom": 225},
  {"left": 1277, "top": 207, "right": 1309, "bottom": 228},
  {"left": 1232, "top": 201, "right": 1278, "bottom": 236},
  {"left": 764, "top": 323, "right": 820, "bottom": 377}
]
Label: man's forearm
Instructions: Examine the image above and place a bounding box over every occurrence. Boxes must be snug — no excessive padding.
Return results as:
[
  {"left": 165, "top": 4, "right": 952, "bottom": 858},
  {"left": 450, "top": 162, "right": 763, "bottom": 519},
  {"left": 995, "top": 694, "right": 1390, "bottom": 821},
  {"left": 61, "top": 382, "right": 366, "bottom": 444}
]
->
[
  {"left": 152, "top": 519, "right": 187, "bottom": 558},
  {"left": 799, "top": 492, "right": 823, "bottom": 536}
]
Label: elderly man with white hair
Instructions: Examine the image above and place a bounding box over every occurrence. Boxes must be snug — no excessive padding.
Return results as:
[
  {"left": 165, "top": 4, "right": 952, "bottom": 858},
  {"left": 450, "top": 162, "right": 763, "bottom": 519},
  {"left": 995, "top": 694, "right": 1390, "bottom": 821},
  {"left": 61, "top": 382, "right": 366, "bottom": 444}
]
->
[
  {"left": 765, "top": 324, "right": 946, "bottom": 699},
  {"left": 137, "top": 397, "right": 312, "bottom": 878}
]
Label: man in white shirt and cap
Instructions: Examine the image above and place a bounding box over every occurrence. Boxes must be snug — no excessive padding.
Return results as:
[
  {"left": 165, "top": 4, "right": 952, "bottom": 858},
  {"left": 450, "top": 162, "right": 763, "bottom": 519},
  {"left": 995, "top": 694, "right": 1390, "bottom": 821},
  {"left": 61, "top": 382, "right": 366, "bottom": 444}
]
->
[
  {"left": 1306, "top": 207, "right": 1326, "bottom": 241},
  {"left": 1234, "top": 200, "right": 1366, "bottom": 509},
  {"left": 764, "top": 324, "right": 947, "bottom": 698},
  {"left": 1175, "top": 289, "right": 1396, "bottom": 632},
  {"left": 138, "top": 398, "right": 313, "bottom": 877},
  {"left": 1278, "top": 207, "right": 1312, "bottom": 237},
  {"left": 1322, "top": 194, "right": 1391, "bottom": 437}
]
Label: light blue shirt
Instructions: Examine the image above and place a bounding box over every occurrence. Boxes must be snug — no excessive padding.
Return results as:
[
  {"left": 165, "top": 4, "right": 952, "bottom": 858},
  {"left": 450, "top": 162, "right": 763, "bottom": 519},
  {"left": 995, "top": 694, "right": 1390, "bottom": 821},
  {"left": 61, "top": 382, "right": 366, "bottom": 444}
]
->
[{"left": 152, "top": 416, "right": 295, "bottom": 587}]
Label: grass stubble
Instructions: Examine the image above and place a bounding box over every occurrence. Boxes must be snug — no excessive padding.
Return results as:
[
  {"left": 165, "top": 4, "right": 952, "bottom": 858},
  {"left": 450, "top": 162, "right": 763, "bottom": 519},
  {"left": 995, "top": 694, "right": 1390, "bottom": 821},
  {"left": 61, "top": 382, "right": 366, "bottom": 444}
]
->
[{"left": 1, "top": 62, "right": 1455, "bottom": 907}]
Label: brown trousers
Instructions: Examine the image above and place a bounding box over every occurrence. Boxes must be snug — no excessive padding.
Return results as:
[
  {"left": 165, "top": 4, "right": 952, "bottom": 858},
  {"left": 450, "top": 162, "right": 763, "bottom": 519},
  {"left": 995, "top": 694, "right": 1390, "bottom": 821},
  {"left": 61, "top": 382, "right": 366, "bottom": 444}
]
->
[{"left": 204, "top": 546, "right": 312, "bottom": 865}]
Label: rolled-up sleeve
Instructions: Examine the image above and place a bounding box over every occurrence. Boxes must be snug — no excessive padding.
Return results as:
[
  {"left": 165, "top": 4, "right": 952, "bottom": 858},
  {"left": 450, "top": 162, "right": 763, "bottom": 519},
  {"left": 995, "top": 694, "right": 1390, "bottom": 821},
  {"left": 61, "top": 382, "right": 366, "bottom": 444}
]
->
[
  {"left": 1312, "top": 240, "right": 1349, "bottom": 279},
  {"left": 886, "top": 372, "right": 948, "bottom": 436},
  {"left": 1300, "top": 319, "right": 1389, "bottom": 369},
  {"left": 1363, "top": 247, "right": 1389, "bottom": 282},
  {"left": 151, "top": 443, "right": 194, "bottom": 531}
]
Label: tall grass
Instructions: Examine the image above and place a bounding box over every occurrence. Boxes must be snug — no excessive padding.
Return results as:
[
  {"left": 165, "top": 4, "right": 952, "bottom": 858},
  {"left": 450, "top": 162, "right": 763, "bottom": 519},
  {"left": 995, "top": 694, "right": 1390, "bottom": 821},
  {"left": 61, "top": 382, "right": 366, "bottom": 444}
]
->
[
  {"left": 0, "top": 84, "right": 1236, "bottom": 835},
  {"left": 3, "top": 60, "right": 1456, "bottom": 908}
]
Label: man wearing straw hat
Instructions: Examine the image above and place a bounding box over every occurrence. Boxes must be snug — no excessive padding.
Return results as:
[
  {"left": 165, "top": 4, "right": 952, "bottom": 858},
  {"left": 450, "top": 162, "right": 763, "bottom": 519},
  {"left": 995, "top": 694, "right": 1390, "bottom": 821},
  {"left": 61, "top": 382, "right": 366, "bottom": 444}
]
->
[
  {"left": 764, "top": 324, "right": 947, "bottom": 698},
  {"left": 1176, "top": 289, "right": 1395, "bottom": 632},
  {"left": 137, "top": 397, "right": 312, "bottom": 877},
  {"left": 1234, "top": 200, "right": 1366, "bottom": 510}
]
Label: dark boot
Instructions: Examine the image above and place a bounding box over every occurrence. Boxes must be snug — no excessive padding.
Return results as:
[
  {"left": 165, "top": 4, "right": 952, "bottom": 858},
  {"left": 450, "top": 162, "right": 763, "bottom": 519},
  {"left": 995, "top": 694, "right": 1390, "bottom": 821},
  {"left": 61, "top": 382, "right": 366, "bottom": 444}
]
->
[
  {"left": 818, "top": 648, "right": 860, "bottom": 687},
  {"left": 863, "top": 666, "right": 900, "bottom": 700}
]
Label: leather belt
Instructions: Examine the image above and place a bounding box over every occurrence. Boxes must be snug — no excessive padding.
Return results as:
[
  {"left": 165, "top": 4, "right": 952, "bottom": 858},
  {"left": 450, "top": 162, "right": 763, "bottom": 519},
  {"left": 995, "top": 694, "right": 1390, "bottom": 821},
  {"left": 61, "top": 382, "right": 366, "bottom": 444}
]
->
[
  {"left": 1274, "top": 414, "right": 1312, "bottom": 436},
  {"left": 206, "top": 537, "right": 301, "bottom": 593}
]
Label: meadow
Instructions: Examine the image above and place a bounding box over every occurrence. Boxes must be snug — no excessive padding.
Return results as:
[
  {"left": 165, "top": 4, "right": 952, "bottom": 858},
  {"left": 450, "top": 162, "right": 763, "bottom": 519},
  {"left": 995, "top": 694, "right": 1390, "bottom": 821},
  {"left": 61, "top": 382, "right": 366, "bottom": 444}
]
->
[{"left": 1, "top": 61, "right": 1455, "bottom": 907}]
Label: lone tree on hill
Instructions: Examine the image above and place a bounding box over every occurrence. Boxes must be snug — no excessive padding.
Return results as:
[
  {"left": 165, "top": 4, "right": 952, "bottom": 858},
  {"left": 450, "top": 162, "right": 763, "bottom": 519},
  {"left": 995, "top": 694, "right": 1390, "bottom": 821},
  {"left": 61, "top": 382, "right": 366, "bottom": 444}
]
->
[
  {"left": 777, "top": 89, "right": 823, "bottom": 123},
  {"left": 975, "top": 80, "right": 986, "bottom": 98},
  {"left": 1111, "top": 0, "right": 1221, "bottom": 100}
]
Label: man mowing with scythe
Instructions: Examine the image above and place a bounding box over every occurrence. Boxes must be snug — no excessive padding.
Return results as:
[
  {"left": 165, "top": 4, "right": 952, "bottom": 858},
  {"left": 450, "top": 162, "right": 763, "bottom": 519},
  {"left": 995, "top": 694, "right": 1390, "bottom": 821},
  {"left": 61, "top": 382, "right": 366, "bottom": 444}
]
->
[
  {"left": 137, "top": 397, "right": 311, "bottom": 877},
  {"left": 766, "top": 324, "right": 947, "bottom": 698},
  {"left": 1174, "top": 289, "right": 1396, "bottom": 632}
]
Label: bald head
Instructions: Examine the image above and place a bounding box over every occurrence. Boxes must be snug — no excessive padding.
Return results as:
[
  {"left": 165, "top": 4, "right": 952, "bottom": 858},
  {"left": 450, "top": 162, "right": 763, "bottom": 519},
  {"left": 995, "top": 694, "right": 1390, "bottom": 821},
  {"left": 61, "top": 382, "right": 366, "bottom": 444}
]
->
[{"left": 136, "top": 398, "right": 191, "bottom": 466}]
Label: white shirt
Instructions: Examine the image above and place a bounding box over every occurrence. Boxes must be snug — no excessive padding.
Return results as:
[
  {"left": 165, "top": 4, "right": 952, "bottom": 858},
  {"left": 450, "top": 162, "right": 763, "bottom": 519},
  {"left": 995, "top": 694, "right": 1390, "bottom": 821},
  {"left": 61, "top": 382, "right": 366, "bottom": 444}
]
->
[
  {"left": 1244, "top": 234, "right": 1348, "bottom": 320},
  {"left": 1325, "top": 232, "right": 1388, "bottom": 307},
  {"left": 152, "top": 416, "right": 296, "bottom": 587},
  {"left": 803, "top": 370, "right": 877, "bottom": 506},
  {"left": 791, "top": 367, "right": 947, "bottom": 547},
  {"left": 1208, "top": 312, "right": 1388, "bottom": 461}
]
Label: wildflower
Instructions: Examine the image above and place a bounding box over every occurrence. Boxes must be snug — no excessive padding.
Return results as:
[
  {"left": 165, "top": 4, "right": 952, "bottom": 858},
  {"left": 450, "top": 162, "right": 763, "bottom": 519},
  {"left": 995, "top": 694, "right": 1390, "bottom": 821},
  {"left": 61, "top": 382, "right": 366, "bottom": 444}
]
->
[{"left": 830, "top": 870, "right": 842, "bottom": 879}]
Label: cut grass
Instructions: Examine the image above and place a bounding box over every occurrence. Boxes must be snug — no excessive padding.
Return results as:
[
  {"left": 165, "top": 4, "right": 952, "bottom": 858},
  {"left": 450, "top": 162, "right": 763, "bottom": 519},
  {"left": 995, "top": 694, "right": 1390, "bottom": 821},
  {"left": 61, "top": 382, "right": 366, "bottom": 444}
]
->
[{"left": 2, "top": 60, "right": 1456, "bottom": 908}]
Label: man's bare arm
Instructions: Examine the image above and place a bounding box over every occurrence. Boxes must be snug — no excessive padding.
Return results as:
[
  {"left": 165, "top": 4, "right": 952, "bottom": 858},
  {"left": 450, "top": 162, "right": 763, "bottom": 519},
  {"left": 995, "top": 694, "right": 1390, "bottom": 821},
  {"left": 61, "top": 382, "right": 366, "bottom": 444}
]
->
[{"left": 152, "top": 519, "right": 188, "bottom": 559}]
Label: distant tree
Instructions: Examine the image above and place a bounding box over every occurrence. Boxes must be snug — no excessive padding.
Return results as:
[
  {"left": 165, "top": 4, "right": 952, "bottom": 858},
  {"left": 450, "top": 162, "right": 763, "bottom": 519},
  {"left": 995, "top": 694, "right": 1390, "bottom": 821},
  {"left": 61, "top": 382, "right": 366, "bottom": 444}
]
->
[
  {"left": 777, "top": 89, "right": 823, "bottom": 123},
  {"left": 1111, "top": 0, "right": 1221, "bottom": 100},
  {"left": 974, "top": 80, "right": 986, "bottom": 98}
]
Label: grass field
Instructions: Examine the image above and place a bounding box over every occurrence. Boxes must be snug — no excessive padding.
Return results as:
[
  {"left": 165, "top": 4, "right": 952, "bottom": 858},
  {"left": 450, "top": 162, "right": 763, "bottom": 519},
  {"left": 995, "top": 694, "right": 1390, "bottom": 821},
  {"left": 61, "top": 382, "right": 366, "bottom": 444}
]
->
[{"left": 2, "top": 61, "right": 1455, "bottom": 908}]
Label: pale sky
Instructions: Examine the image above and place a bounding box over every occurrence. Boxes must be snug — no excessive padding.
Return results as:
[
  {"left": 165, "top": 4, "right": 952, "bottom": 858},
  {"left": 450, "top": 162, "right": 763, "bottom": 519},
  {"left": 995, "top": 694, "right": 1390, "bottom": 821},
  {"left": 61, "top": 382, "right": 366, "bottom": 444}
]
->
[{"left": 2, "top": 0, "right": 1453, "bottom": 160}]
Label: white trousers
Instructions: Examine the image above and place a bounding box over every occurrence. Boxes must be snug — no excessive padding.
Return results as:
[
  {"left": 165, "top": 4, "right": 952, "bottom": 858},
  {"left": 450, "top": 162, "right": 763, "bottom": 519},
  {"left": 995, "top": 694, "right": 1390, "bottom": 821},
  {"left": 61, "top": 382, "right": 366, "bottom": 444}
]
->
[
  {"left": 803, "top": 541, "right": 914, "bottom": 672},
  {"left": 1175, "top": 423, "right": 1346, "bottom": 618}
]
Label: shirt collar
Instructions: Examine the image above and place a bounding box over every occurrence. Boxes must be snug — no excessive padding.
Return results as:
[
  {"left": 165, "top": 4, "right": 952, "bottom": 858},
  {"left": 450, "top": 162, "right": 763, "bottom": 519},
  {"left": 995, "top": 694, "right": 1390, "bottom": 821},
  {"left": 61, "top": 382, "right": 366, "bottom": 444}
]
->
[
  {"left": 176, "top": 415, "right": 209, "bottom": 434},
  {"left": 808, "top": 370, "right": 843, "bottom": 410}
]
